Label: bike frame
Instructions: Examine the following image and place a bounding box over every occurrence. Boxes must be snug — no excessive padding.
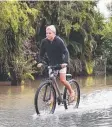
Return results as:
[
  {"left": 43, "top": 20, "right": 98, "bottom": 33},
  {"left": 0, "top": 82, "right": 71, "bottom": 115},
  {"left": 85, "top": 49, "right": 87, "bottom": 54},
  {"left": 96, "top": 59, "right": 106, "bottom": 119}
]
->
[
  {"left": 50, "top": 76, "right": 63, "bottom": 102},
  {"left": 43, "top": 65, "right": 71, "bottom": 104}
]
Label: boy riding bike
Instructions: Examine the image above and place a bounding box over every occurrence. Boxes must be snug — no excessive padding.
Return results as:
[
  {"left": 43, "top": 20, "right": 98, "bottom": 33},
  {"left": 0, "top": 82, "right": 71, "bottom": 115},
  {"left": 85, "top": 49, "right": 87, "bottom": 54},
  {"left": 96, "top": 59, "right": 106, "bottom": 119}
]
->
[{"left": 37, "top": 25, "right": 75, "bottom": 103}]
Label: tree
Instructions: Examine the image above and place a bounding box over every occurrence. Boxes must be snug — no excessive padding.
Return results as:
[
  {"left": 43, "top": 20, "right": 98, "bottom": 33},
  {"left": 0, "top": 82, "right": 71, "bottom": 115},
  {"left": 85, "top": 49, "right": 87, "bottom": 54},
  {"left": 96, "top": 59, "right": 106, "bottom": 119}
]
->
[
  {"left": 36, "top": 1, "right": 104, "bottom": 75},
  {"left": 101, "top": 18, "right": 112, "bottom": 73},
  {"left": 0, "top": 1, "right": 38, "bottom": 85}
]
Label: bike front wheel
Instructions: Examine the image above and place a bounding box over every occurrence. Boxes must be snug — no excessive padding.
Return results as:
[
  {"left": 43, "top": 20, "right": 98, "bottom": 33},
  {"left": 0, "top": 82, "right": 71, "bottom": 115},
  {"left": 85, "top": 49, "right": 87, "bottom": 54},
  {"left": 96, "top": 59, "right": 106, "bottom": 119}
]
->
[
  {"left": 63, "top": 79, "right": 80, "bottom": 109},
  {"left": 34, "top": 80, "right": 56, "bottom": 115}
]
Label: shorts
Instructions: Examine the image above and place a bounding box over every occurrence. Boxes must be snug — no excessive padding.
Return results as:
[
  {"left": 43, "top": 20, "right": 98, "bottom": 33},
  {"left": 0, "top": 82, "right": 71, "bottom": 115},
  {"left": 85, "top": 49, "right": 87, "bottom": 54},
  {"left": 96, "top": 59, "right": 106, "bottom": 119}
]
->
[
  {"left": 59, "top": 67, "right": 67, "bottom": 73},
  {"left": 48, "top": 67, "right": 67, "bottom": 76}
]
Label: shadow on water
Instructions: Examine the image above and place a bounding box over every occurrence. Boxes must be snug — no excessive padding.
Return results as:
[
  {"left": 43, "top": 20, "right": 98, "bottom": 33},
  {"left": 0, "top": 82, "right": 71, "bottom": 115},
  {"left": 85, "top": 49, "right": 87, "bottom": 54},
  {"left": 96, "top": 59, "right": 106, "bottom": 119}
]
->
[{"left": 0, "top": 75, "right": 112, "bottom": 127}]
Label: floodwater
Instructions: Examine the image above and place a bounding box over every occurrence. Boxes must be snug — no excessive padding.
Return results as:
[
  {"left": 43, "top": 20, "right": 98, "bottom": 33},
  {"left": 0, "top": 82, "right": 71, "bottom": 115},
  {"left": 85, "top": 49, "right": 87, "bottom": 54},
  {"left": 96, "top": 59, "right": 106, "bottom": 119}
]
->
[{"left": 0, "top": 75, "right": 112, "bottom": 127}]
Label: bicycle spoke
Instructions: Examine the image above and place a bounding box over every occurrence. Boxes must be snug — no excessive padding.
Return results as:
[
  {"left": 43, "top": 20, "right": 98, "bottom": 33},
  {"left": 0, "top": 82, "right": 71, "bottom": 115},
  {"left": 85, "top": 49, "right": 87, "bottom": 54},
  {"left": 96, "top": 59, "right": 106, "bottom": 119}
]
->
[
  {"left": 63, "top": 79, "right": 80, "bottom": 109},
  {"left": 35, "top": 81, "right": 56, "bottom": 115}
]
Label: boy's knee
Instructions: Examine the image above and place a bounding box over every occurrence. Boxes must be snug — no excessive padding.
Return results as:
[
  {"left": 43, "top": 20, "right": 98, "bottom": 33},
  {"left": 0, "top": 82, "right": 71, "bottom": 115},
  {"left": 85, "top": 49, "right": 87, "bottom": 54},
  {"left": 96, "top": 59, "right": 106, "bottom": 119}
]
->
[{"left": 60, "top": 79, "right": 66, "bottom": 84}]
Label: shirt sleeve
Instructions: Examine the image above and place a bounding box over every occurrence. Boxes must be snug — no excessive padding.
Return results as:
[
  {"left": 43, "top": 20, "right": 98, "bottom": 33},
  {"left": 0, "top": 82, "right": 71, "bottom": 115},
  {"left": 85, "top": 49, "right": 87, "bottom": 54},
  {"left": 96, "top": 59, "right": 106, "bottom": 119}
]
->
[
  {"left": 59, "top": 39, "right": 70, "bottom": 64},
  {"left": 39, "top": 40, "right": 46, "bottom": 63}
]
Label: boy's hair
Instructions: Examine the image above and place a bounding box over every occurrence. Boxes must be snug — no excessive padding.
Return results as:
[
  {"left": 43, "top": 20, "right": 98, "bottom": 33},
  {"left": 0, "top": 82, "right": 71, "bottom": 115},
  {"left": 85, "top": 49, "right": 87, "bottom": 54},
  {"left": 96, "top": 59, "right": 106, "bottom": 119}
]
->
[{"left": 46, "top": 25, "right": 56, "bottom": 34}]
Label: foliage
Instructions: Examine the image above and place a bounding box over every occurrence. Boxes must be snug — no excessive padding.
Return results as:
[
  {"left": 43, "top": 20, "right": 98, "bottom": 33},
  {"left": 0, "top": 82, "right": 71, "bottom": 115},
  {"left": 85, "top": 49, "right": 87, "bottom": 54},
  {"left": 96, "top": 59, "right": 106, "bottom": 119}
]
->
[
  {"left": 85, "top": 60, "right": 95, "bottom": 75},
  {"left": 101, "top": 19, "right": 112, "bottom": 72},
  {"left": 36, "top": 1, "right": 104, "bottom": 75},
  {"left": 0, "top": 1, "right": 38, "bottom": 84},
  {"left": 0, "top": 0, "right": 111, "bottom": 83},
  {"left": 8, "top": 52, "right": 36, "bottom": 81}
]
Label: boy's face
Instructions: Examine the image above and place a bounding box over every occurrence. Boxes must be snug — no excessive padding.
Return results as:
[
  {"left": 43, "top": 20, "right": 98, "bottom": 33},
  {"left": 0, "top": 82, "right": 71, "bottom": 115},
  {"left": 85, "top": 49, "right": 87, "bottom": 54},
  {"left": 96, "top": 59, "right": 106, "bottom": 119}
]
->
[{"left": 46, "top": 29, "right": 55, "bottom": 41}]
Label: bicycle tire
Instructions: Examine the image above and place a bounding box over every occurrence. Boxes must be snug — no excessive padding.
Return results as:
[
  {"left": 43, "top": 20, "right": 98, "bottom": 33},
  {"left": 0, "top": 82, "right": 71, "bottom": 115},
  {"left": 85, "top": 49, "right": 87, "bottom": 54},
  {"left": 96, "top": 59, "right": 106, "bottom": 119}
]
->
[
  {"left": 34, "top": 80, "right": 56, "bottom": 115},
  {"left": 63, "top": 79, "right": 80, "bottom": 109}
]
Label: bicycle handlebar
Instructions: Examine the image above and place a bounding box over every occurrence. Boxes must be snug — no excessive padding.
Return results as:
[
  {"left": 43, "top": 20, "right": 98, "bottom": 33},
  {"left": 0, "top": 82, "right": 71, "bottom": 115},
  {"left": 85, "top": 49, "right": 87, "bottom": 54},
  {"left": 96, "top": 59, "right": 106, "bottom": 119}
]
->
[
  {"left": 37, "top": 61, "right": 67, "bottom": 71},
  {"left": 48, "top": 64, "right": 62, "bottom": 70}
]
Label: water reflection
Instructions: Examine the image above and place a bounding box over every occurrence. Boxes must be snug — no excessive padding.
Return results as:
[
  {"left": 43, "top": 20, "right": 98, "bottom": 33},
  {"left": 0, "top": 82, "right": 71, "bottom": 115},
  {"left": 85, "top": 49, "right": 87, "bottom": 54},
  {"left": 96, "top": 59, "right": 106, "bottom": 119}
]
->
[
  {"left": 0, "top": 75, "right": 112, "bottom": 127},
  {"left": 77, "top": 75, "right": 107, "bottom": 87}
]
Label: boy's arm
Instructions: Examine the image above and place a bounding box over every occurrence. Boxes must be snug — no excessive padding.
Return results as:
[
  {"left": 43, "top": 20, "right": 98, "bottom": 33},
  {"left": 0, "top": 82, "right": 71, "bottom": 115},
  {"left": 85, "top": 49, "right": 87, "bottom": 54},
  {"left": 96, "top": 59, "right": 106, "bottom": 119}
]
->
[
  {"left": 37, "top": 40, "right": 46, "bottom": 67},
  {"left": 60, "top": 39, "right": 70, "bottom": 64}
]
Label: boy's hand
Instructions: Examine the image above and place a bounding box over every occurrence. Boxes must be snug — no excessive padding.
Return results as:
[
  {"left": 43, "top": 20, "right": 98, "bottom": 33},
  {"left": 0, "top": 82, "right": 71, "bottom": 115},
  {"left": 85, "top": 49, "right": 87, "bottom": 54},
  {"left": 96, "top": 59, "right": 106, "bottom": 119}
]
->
[
  {"left": 37, "top": 63, "right": 43, "bottom": 68},
  {"left": 61, "top": 63, "right": 67, "bottom": 68}
]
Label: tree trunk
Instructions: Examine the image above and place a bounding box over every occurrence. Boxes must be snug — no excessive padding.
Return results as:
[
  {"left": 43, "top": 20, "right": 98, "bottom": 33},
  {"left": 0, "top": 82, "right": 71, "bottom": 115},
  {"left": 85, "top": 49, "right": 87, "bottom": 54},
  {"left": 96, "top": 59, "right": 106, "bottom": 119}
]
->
[{"left": 9, "top": 63, "right": 21, "bottom": 86}]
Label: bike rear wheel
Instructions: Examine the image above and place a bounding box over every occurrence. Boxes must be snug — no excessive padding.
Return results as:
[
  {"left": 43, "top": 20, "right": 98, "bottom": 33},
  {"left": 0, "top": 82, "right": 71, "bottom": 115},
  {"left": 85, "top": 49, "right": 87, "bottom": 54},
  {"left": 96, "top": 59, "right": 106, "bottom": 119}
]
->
[
  {"left": 63, "top": 79, "right": 80, "bottom": 109},
  {"left": 34, "top": 80, "right": 56, "bottom": 115}
]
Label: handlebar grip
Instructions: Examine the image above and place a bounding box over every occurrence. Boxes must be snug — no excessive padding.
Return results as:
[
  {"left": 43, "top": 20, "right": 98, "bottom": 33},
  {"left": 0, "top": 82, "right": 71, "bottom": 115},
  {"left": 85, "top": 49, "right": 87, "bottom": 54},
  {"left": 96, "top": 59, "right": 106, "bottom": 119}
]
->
[{"left": 52, "top": 64, "right": 62, "bottom": 70}]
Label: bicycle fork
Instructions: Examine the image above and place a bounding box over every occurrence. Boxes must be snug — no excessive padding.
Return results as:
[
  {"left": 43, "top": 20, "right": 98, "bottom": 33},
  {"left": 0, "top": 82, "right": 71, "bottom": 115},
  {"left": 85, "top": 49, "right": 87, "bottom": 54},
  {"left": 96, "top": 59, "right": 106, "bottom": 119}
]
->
[
  {"left": 52, "top": 77, "right": 65, "bottom": 105},
  {"left": 43, "top": 83, "right": 51, "bottom": 102}
]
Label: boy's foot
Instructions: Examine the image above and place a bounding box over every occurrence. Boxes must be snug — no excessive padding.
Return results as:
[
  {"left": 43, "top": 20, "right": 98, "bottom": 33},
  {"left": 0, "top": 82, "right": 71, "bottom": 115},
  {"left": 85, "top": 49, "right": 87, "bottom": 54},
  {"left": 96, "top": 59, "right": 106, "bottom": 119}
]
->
[
  {"left": 47, "top": 99, "right": 53, "bottom": 105},
  {"left": 69, "top": 91, "right": 75, "bottom": 103},
  {"left": 46, "top": 97, "right": 54, "bottom": 106}
]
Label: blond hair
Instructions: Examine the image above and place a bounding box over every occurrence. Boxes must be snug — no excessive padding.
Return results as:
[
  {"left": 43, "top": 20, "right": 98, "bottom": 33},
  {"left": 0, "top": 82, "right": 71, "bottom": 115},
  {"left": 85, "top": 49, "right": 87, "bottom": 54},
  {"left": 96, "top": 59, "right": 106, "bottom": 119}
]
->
[{"left": 46, "top": 25, "right": 56, "bottom": 34}]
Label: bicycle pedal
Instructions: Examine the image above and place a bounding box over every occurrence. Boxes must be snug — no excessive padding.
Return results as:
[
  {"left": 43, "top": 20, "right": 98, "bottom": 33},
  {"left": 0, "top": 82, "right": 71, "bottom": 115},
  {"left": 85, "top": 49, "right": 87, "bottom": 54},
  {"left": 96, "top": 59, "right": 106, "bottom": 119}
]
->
[
  {"left": 68, "top": 103, "right": 75, "bottom": 106},
  {"left": 57, "top": 97, "right": 61, "bottom": 104},
  {"left": 57, "top": 103, "right": 63, "bottom": 106},
  {"left": 62, "top": 99, "right": 66, "bottom": 103},
  {"left": 58, "top": 102, "right": 61, "bottom": 105}
]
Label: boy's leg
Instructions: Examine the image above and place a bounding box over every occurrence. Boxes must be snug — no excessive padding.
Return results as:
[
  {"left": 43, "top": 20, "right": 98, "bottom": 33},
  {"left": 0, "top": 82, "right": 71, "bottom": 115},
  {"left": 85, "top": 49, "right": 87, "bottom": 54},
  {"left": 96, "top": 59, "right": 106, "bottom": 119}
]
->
[{"left": 59, "top": 67, "right": 75, "bottom": 101}]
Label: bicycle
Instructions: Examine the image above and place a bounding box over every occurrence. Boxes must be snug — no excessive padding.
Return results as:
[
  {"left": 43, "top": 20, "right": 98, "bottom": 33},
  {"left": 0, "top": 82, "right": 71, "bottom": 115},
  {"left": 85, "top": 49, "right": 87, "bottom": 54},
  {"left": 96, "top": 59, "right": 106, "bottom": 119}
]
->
[{"left": 34, "top": 64, "right": 80, "bottom": 115}]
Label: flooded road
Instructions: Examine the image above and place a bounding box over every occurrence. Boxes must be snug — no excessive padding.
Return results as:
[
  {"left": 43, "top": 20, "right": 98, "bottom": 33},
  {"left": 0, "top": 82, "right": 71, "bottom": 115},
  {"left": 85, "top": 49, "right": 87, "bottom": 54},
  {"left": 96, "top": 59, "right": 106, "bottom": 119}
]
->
[{"left": 0, "top": 75, "right": 112, "bottom": 127}]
